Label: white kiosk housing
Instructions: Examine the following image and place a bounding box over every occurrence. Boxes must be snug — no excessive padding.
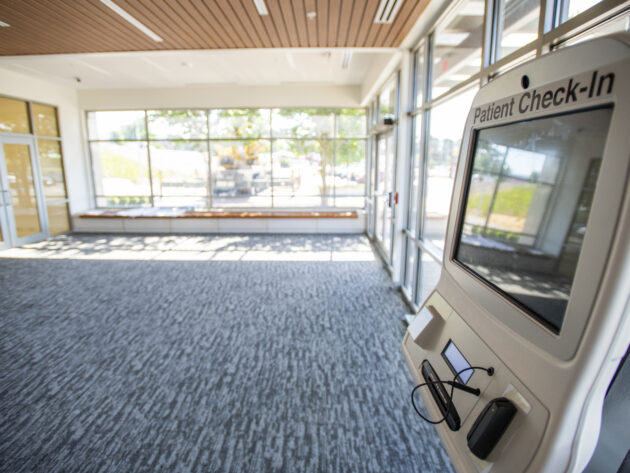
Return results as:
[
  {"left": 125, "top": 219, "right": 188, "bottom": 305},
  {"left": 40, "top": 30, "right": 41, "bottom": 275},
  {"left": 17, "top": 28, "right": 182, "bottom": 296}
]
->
[{"left": 403, "top": 34, "right": 630, "bottom": 473}]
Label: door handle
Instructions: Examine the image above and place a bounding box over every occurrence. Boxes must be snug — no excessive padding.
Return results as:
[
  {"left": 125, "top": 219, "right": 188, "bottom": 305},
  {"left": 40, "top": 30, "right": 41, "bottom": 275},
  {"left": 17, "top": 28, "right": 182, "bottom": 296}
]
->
[{"left": 2, "top": 190, "right": 11, "bottom": 206}]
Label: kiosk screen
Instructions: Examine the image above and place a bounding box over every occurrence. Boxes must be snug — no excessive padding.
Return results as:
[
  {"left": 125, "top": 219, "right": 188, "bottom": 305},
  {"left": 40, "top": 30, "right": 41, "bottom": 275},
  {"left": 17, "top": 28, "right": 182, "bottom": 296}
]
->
[{"left": 454, "top": 106, "right": 613, "bottom": 333}]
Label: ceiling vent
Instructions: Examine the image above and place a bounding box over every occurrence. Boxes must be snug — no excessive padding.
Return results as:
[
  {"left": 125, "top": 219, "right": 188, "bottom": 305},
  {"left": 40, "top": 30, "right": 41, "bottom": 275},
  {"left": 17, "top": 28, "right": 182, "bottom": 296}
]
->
[{"left": 374, "top": 0, "right": 403, "bottom": 24}]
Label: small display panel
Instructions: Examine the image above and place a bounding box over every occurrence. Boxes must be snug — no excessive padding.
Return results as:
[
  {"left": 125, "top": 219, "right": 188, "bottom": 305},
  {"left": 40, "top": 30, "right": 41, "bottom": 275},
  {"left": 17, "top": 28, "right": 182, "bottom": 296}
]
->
[
  {"left": 455, "top": 106, "right": 613, "bottom": 333},
  {"left": 442, "top": 340, "right": 473, "bottom": 384}
]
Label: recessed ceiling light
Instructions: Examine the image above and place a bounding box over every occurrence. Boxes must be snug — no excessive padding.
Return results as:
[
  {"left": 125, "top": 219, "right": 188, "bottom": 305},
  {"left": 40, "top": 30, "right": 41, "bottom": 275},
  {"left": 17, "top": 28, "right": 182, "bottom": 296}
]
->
[
  {"left": 100, "top": 0, "right": 163, "bottom": 42},
  {"left": 307, "top": 11, "right": 316, "bottom": 20},
  {"left": 341, "top": 51, "right": 353, "bottom": 69},
  {"left": 0, "top": 20, "right": 10, "bottom": 27},
  {"left": 374, "top": 0, "right": 403, "bottom": 24},
  {"left": 253, "top": 0, "right": 269, "bottom": 15}
]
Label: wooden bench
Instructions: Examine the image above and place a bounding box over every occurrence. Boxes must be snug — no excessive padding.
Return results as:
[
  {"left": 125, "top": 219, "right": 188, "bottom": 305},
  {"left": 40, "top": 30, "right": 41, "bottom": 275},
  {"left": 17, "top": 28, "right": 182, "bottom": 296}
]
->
[{"left": 74, "top": 208, "right": 364, "bottom": 234}]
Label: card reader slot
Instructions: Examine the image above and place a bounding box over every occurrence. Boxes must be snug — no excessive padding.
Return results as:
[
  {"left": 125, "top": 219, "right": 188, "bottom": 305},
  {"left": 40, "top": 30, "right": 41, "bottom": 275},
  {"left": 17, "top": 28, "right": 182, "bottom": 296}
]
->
[{"left": 421, "top": 360, "right": 461, "bottom": 431}]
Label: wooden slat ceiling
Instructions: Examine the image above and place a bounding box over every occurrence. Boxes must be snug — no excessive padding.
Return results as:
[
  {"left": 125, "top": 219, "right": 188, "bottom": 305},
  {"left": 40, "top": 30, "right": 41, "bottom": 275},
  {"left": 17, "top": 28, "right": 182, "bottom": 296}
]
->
[{"left": 0, "top": 0, "right": 429, "bottom": 56}]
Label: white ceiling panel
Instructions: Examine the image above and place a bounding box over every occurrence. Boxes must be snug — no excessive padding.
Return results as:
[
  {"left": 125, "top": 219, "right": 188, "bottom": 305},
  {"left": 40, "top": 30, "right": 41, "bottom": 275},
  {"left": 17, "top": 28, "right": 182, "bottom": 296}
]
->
[{"left": 0, "top": 49, "right": 396, "bottom": 90}]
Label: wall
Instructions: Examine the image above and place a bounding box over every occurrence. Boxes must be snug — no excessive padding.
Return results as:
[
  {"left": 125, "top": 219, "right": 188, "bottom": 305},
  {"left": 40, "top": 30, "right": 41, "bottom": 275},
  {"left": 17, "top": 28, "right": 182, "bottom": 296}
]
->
[
  {"left": 0, "top": 67, "right": 90, "bottom": 214},
  {"left": 78, "top": 84, "right": 362, "bottom": 110}
]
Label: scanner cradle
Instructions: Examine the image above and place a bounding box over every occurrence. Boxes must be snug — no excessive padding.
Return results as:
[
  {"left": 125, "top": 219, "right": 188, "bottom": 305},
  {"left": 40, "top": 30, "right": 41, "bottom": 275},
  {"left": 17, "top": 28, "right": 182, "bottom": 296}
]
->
[
  {"left": 402, "top": 34, "right": 630, "bottom": 473},
  {"left": 467, "top": 398, "right": 517, "bottom": 460}
]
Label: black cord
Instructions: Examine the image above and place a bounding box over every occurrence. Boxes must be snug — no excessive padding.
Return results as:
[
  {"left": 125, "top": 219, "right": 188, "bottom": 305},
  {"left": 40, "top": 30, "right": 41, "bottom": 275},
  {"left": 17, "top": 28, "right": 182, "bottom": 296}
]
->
[{"left": 411, "top": 366, "right": 494, "bottom": 425}]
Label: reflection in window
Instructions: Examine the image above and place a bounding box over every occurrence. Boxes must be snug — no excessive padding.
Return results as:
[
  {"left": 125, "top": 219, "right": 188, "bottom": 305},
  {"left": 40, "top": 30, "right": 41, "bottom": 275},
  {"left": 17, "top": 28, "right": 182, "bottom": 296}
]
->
[
  {"left": 38, "top": 140, "right": 67, "bottom": 200},
  {"left": 431, "top": 0, "right": 484, "bottom": 98},
  {"left": 32, "top": 103, "right": 60, "bottom": 137},
  {"left": 3, "top": 144, "right": 41, "bottom": 238},
  {"left": 47, "top": 201, "right": 71, "bottom": 235},
  {"left": 0, "top": 97, "right": 30, "bottom": 134},
  {"left": 456, "top": 107, "right": 613, "bottom": 332},
  {"left": 88, "top": 111, "right": 146, "bottom": 141},
  {"left": 495, "top": 0, "right": 539, "bottom": 60},
  {"left": 424, "top": 87, "right": 478, "bottom": 251},
  {"left": 147, "top": 110, "right": 207, "bottom": 139},
  {"left": 150, "top": 141, "right": 209, "bottom": 208},
  {"left": 90, "top": 141, "right": 151, "bottom": 206}
]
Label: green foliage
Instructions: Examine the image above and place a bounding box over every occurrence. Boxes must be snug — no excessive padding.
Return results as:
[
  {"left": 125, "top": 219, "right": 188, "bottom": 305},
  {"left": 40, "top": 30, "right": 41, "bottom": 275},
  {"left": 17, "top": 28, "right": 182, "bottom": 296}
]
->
[
  {"left": 105, "top": 196, "right": 151, "bottom": 207},
  {"left": 474, "top": 141, "right": 505, "bottom": 173},
  {"left": 147, "top": 110, "right": 207, "bottom": 139},
  {"left": 468, "top": 183, "right": 535, "bottom": 219},
  {"left": 336, "top": 140, "right": 365, "bottom": 165},
  {"left": 101, "top": 150, "right": 143, "bottom": 180},
  {"left": 469, "top": 224, "right": 520, "bottom": 243},
  {"left": 492, "top": 184, "right": 535, "bottom": 218},
  {"left": 212, "top": 109, "right": 267, "bottom": 138}
]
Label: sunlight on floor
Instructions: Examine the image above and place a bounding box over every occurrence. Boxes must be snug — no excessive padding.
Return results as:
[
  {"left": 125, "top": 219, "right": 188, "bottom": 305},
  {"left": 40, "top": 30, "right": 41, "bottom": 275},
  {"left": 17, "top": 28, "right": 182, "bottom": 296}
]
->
[{"left": 0, "top": 235, "right": 376, "bottom": 262}]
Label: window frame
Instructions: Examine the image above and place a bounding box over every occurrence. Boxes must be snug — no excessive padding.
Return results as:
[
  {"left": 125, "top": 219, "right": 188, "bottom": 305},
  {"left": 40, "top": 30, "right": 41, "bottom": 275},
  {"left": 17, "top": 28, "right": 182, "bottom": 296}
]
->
[{"left": 86, "top": 107, "right": 368, "bottom": 210}]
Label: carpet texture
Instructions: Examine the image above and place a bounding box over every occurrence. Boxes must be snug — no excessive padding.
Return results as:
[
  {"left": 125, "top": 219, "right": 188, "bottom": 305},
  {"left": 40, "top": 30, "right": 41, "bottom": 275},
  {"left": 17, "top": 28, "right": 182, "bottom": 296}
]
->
[{"left": 0, "top": 234, "right": 453, "bottom": 473}]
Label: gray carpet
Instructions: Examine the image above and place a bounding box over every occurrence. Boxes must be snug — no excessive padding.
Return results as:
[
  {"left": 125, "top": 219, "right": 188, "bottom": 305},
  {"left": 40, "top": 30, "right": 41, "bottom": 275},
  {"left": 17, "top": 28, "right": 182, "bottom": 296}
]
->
[{"left": 0, "top": 234, "right": 453, "bottom": 473}]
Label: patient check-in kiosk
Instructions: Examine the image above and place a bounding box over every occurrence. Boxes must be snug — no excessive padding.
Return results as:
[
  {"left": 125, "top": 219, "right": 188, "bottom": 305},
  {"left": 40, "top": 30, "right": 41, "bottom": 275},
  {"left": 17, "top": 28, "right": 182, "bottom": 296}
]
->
[{"left": 403, "top": 34, "right": 630, "bottom": 473}]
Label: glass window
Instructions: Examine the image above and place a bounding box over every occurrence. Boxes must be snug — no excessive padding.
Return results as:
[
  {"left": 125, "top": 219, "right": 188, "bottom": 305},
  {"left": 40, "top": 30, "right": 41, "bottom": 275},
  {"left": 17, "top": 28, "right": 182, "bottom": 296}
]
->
[
  {"left": 562, "top": 0, "right": 605, "bottom": 21},
  {"left": 0, "top": 97, "right": 30, "bottom": 134},
  {"left": 563, "top": 12, "right": 630, "bottom": 45},
  {"left": 3, "top": 143, "right": 42, "bottom": 237},
  {"left": 147, "top": 110, "right": 207, "bottom": 139},
  {"left": 379, "top": 80, "right": 397, "bottom": 121},
  {"left": 415, "top": 44, "right": 426, "bottom": 108},
  {"left": 47, "top": 201, "right": 71, "bottom": 235},
  {"left": 90, "top": 141, "right": 151, "bottom": 206},
  {"left": 371, "top": 101, "right": 378, "bottom": 127},
  {"left": 408, "top": 116, "right": 423, "bottom": 235},
  {"left": 404, "top": 241, "right": 418, "bottom": 296},
  {"left": 495, "top": 0, "right": 540, "bottom": 60},
  {"left": 415, "top": 249, "right": 442, "bottom": 305},
  {"left": 431, "top": 0, "right": 485, "bottom": 98},
  {"left": 337, "top": 109, "right": 366, "bottom": 137},
  {"left": 272, "top": 109, "right": 334, "bottom": 138},
  {"left": 38, "top": 140, "right": 67, "bottom": 200},
  {"left": 272, "top": 139, "right": 334, "bottom": 207},
  {"left": 150, "top": 141, "right": 209, "bottom": 208},
  {"left": 423, "top": 87, "right": 478, "bottom": 251},
  {"left": 335, "top": 140, "right": 366, "bottom": 207},
  {"left": 87, "top": 111, "right": 146, "bottom": 140},
  {"left": 32, "top": 103, "right": 59, "bottom": 137},
  {"left": 210, "top": 109, "right": 270, "bottom": 138},
  {"left": 211, "top": 140, "right": 271, "bottom": 207},
  {"left": 86, "top": 108, "right": 366, "bottom": 209}
]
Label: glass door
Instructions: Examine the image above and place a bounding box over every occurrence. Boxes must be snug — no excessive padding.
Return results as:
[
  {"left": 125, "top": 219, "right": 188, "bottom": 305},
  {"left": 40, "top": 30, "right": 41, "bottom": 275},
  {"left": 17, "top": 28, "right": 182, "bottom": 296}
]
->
[
  {"left": 0, "top": 200, "right": 8, "bottom": 250},
  {"left": 0, "top": 137, "right": 46, "bottom": 247},
  {"left": 373, "top": 131, "right": 396, "bottom": 264}
]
